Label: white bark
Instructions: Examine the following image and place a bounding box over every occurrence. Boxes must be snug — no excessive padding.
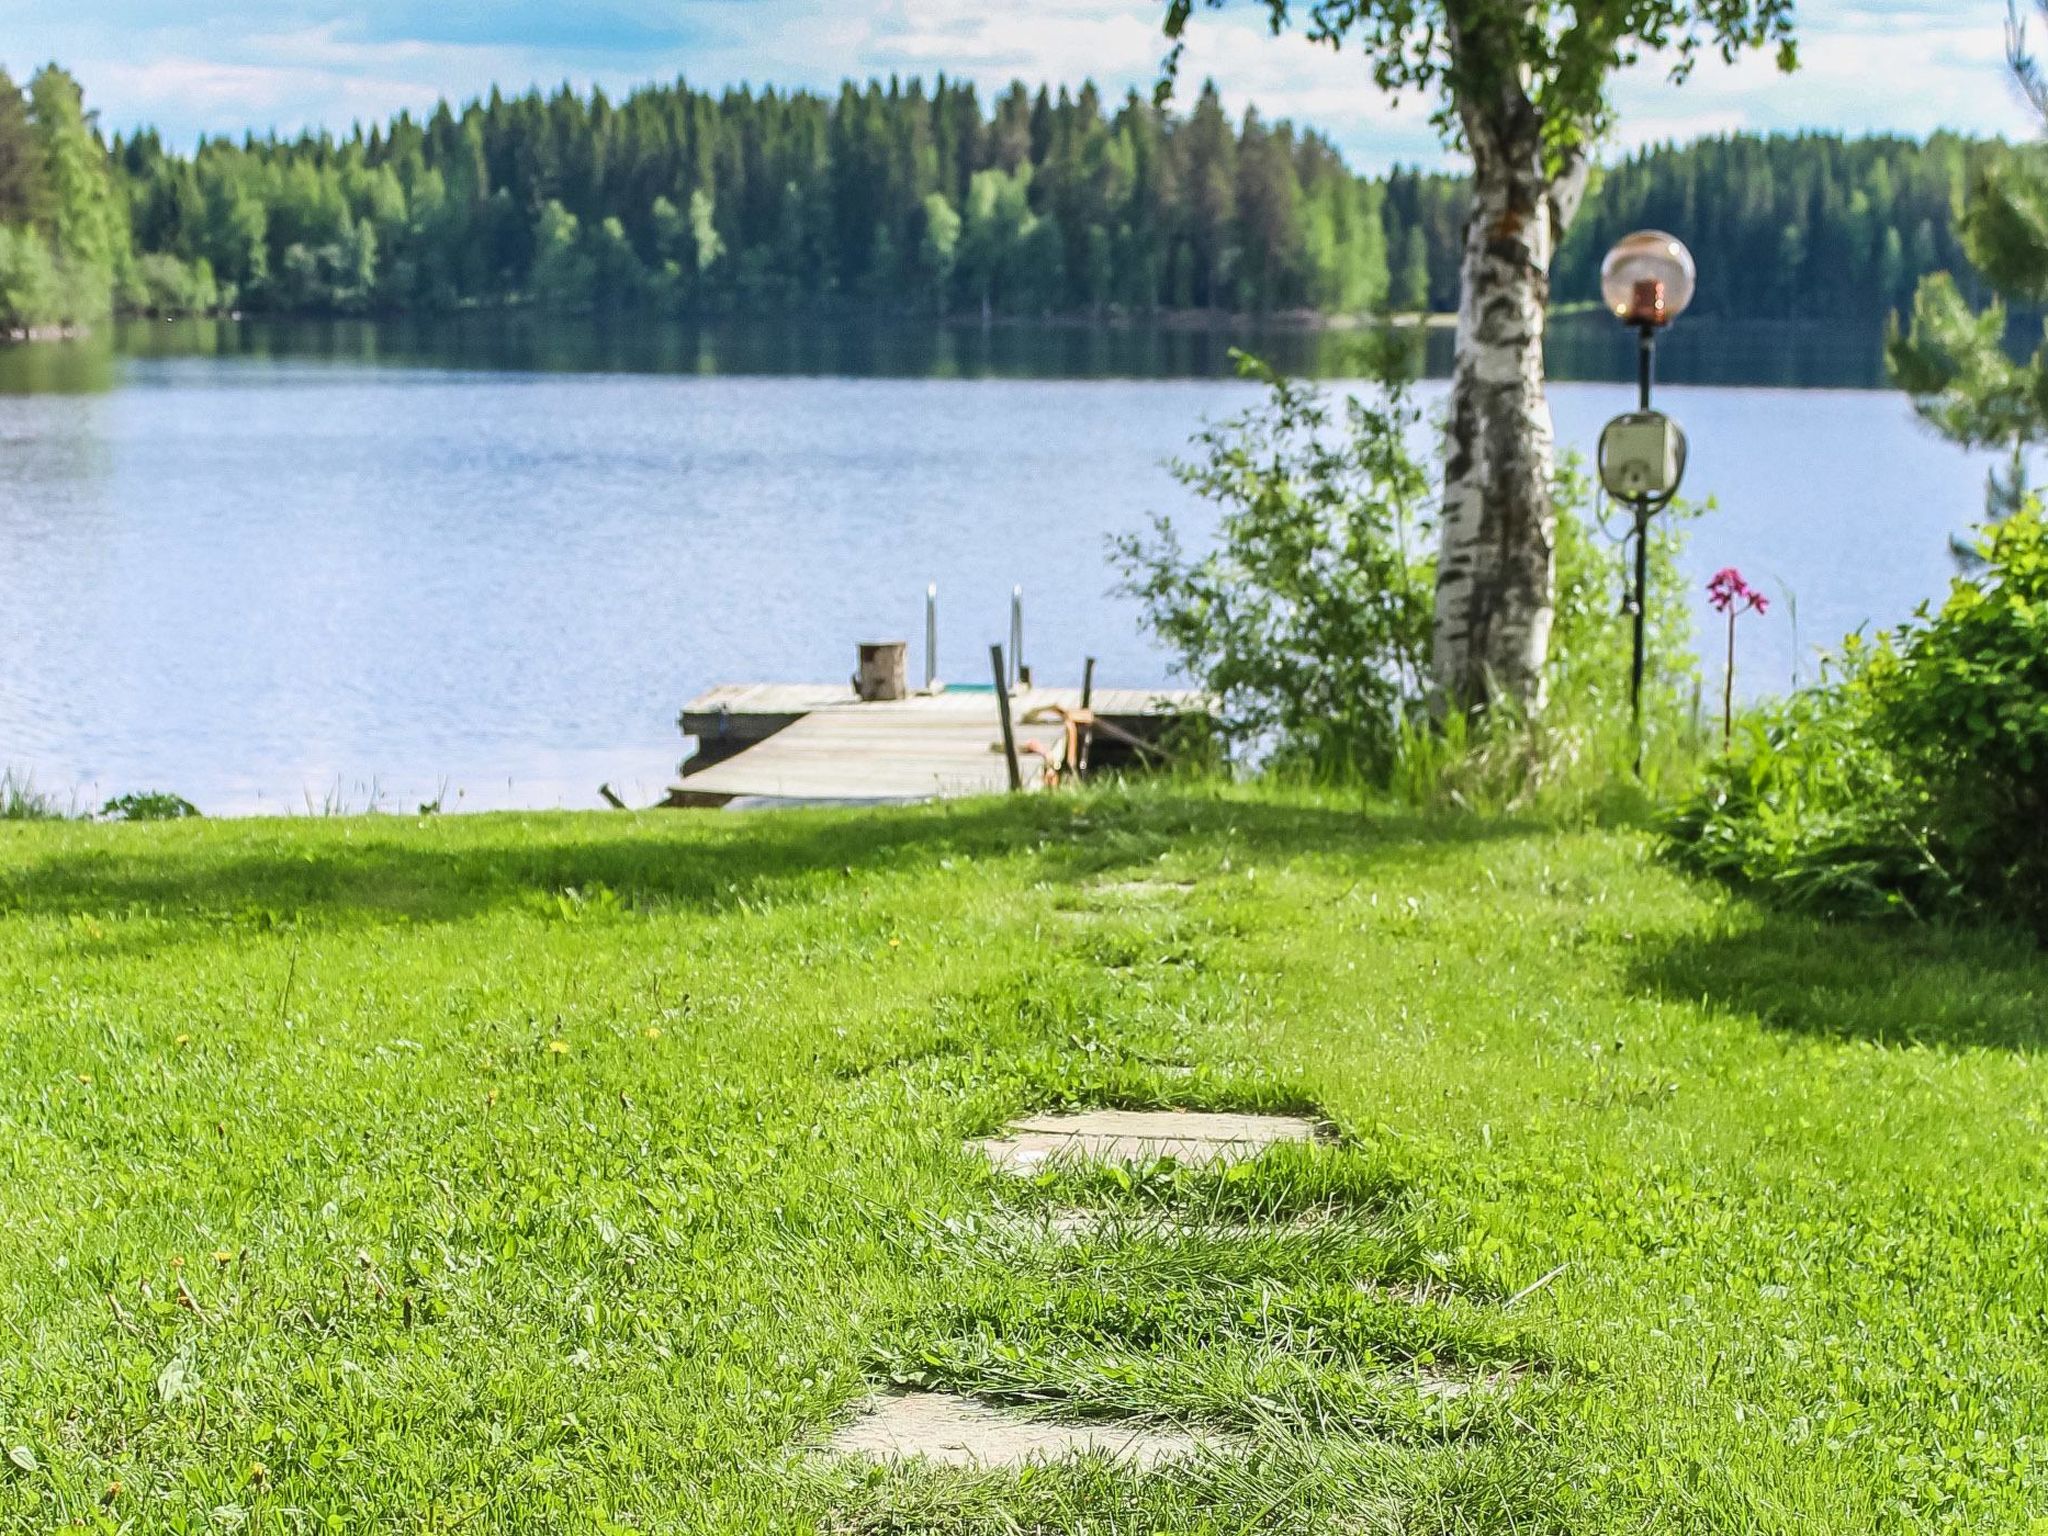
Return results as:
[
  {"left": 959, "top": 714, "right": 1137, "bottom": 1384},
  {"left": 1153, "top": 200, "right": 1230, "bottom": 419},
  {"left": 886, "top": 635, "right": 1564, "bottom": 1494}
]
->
[{"left": 1430, "top": 89, "right": 1586, "bottom": 717}]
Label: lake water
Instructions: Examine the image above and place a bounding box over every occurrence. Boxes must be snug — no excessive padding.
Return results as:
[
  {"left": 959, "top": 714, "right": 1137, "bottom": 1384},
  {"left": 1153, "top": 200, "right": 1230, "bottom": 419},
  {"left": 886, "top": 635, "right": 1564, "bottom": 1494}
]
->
[{"left": 0, "top": 314, "right": 1995, "bottom": 815}]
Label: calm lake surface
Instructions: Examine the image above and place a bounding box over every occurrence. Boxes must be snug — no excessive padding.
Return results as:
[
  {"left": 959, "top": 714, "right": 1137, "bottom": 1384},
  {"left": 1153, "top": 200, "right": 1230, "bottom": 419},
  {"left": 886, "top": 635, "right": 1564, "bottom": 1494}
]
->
[{"left": 0, "top": 314, "right": 1995, "bottom": 814}]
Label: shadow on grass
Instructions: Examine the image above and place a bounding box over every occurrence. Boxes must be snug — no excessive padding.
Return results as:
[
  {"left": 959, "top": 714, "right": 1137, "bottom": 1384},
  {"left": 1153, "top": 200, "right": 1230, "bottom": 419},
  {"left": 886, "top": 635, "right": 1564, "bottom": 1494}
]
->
[
  {"left": 1630, "top": 908, "right": 2048, "bottom": 1054},
  {"left": 0, "top": 791, "right": 1538, "bottom": 938}
]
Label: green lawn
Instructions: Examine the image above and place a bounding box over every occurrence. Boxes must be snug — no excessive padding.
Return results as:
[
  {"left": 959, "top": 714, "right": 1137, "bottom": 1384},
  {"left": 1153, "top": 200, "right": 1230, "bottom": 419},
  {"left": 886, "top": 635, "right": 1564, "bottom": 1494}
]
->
[{"left": 2, "top": 787, "right": 2044, "bottom": 1533}]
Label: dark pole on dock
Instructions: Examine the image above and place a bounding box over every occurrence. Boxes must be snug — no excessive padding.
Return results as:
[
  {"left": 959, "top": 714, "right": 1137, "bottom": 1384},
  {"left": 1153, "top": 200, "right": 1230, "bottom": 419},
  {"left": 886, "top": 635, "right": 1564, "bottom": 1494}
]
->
[
  {"left": 990, "top": 644, "right": 1023, "bottom": 792},
  {"left": 1077, "top": 656, "right": 1097, "bottom": 778}
]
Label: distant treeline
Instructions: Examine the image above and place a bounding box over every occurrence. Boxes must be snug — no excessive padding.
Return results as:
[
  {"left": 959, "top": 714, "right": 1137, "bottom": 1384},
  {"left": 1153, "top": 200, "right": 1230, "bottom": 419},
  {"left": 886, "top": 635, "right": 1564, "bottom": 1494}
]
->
[
  {"left": 1384, "top": 134, "right": 1993, "bottom": 321},
  {"left": 0, "top": 64, "right": 2011, "bottom": 330}
]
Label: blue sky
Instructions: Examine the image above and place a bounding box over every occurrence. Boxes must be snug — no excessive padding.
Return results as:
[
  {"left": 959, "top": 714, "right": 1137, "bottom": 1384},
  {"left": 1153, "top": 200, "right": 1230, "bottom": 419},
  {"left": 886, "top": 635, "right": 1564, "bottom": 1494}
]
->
[{"left": 0, "top": 0, "right": 2034, "bottom": 169}]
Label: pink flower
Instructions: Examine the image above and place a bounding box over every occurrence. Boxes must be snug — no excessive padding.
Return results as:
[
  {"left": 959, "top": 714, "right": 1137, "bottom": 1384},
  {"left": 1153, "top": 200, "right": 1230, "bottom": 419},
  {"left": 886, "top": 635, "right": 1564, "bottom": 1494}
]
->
[
  {"left": 1707, "top": 567, "right": 1769, "bottom": 615},
  {"left": 1710, "top": 567, "right": 1769, "bottom": 751}
]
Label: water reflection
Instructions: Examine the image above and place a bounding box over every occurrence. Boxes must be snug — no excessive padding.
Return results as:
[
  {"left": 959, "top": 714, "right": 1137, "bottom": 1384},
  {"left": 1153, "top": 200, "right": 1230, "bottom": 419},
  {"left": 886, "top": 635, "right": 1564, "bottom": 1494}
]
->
[
  {"left": 2, "top": 310, "right": 1894, "bottom": 392},
  {"left": 0, "top": 338, "right": 120, "bottom": 395}
]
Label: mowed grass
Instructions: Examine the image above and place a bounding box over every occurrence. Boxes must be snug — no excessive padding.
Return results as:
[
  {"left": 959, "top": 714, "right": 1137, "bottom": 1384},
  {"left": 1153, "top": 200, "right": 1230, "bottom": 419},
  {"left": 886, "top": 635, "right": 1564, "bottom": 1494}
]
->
[{"left": 1, "top": 785, "right": 2045, "bottom": 1533}]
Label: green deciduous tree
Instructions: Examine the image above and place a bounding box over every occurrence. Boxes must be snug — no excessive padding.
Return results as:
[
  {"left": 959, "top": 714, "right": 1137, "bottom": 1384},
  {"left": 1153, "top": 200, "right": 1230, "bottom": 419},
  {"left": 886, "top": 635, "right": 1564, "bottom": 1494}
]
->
[
  {"left": 0, "top": 65, "right": 119, "bottom": 327},
  {"left": 956, "top": 164, "right": 1036, "bottom": 314},
  {"left": 0, "top": 223, "right": 61, "bottom": 325},
  {"left": 529, "top": 199, "right": 592, "bottom": 309},
  {"left": 29, "top": 65, "right": 119, "bottom": 317},
  {"left": 918, "top": 192, "right": 962, "bottom": 311},
  {"left": 0, "top": 68, "right": 44, "bottom": 229},
  {"left": 1395, "top": 224, "right": 1431, "bottom": 313},
  {"left": 1162, "top": 0, "right": 1797, "bottom": 718}
]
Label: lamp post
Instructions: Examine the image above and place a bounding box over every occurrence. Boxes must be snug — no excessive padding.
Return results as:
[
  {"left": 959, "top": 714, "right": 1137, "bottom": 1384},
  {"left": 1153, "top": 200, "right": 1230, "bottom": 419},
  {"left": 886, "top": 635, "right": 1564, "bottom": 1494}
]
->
[{"left": 1596, "top": 230, "right": 1696, "bottom": 774}]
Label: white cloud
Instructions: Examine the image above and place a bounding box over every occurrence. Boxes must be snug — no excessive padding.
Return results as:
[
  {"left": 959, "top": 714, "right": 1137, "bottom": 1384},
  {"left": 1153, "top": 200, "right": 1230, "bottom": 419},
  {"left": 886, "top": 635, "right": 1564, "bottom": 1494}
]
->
[
  {"left": 1609, "top": 14, "right": 2035, "bottom": 152},
  {"left": 2, "top": 0, "right": 2036, "bottom": 166}
]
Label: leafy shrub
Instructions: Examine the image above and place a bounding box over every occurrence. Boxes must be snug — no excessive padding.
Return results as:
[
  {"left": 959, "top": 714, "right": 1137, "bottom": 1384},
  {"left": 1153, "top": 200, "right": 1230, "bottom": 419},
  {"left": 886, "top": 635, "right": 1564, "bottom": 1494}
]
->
[
  {"left": 1662, "top": 650, "right": 1940, "bottom": 919},
  {"left": 1111, "top": 350, "right": 1434, "bottom": 782},
  {"left": 100, "top": 791, "right": 202, "bottom": 822},
  {"left": 1668, "top": 504, "right": 2048, "bottom": 935},
  {"left": 1866, "top": 504, "right": 2048, "bottom": 925}
]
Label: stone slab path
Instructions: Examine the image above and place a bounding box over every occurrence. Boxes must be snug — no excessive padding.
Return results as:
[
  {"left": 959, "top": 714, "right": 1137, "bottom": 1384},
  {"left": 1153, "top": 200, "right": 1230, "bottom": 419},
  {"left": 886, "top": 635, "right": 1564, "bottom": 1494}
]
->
[
  {"left": 1005, "top": 1205, "right": 1342, "bottom": 1243},
  {"left": 976, "top": 1109, "right": 1319, "bottom": 1173},
  {"left": 1087, "top": 880, "right": 1195, "bottom": 900},
  {"left": 813, "top": 1105, "right": 1530, "bottom": 1481},
  {"left": 828, "top": 1391, "right": 1211, "bottom": 1469}
]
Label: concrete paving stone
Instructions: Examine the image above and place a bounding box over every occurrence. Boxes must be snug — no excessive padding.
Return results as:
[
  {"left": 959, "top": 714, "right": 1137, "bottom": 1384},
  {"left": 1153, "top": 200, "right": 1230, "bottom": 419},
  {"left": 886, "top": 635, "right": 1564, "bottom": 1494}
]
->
[
  {"left": 976, "top": 1108, "right": 1320, "bottom": 1173},
  {"left": 1008, "top": 1205, "right": 1341, "bottom": 1242},
  {"left": 1089, "top": 880, "right": 1195, "bottom": 900},
  {"left": 826, "top": 1391, "right": 1212, "bottom": 1469}
]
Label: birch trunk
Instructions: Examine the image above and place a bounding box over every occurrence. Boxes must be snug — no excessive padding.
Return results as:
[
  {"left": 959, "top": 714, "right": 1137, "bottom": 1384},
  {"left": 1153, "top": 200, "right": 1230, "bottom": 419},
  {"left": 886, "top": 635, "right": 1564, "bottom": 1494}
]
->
[{"left": 1430, "top": 95, "right": 1586, "bottom": 717}]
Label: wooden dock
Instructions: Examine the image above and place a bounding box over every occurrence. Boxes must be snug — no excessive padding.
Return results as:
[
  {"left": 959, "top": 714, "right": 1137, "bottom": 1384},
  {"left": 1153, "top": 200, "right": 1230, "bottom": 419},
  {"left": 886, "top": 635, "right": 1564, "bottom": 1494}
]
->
[{"left": 673, "top": 683, "right": 1206, "bottom": 804}]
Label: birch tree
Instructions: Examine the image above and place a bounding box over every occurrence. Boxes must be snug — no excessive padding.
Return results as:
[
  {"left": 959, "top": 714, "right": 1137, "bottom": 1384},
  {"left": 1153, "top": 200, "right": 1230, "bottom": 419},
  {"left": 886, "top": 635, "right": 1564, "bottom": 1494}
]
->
[{"left": 1162, "top": 0, "right": 1798, "bottom": 715}]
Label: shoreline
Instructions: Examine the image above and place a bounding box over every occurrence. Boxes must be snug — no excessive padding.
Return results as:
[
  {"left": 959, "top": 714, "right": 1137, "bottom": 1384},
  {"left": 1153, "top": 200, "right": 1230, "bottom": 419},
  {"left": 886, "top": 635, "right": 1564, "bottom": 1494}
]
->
[
  {"left": 4, "top": 306, "right": 1461, "bottom": 345},
  {"left": 2, "top": 322, "right": 93, "bottom": 344}
]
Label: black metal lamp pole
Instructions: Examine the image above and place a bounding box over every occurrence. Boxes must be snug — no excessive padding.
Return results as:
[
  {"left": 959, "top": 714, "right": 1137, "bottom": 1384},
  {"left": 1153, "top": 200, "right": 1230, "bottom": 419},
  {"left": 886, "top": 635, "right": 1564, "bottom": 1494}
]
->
[
  {"left": 1630, "top": 322, "right": 1657, "bottom": 772},
  {"left": 1599, "top": 230, "right": 1697, "bottom": 779}
]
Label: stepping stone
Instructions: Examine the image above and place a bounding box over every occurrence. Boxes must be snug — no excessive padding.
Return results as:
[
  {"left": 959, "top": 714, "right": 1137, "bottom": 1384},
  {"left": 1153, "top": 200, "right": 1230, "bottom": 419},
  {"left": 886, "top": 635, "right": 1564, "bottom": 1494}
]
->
[
  {"left": 826, "top": 1391, "right": 1209, "bottom": 1469},
  {"left": 1415, "top": 1364, "right": 1526, "bottom": 1400},
  {"left": 1089, "top": 880, "right": 1194, "bottom": 901},
  {"left": 977, "top": 1109, "right": 1318, "bottom": 1173},
  {"left": 1004, "top": 1206, "right": 1340, "bottom": 1244}
]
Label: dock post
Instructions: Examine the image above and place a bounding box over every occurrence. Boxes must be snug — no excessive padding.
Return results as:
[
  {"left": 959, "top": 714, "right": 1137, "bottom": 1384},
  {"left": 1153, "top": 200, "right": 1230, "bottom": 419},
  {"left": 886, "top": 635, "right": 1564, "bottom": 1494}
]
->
[
  {"left": 1077, "top": 655, "right": 1097, "bottom": 777},
  {"left": 990, "top": 644, "right": 1023, "bottom": 792},
  {"left": 925, "top": 583, "right": 938, "bottom": 690},
  {"left": 1008, "top": 587, "right": 1024, "bottom": 690},
  {"left": 855, "top": 641, "right": 910, "bottom": 702}
]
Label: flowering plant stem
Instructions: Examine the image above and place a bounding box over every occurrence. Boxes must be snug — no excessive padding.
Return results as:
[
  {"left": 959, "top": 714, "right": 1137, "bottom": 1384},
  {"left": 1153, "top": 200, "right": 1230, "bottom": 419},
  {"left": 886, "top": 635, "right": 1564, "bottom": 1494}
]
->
[
  {"left": 1723, "top": 607, "right": 1737, "bottom": 749},
  {"left": 1706, "top": 567, "right": 1768, "bottom": 751}
]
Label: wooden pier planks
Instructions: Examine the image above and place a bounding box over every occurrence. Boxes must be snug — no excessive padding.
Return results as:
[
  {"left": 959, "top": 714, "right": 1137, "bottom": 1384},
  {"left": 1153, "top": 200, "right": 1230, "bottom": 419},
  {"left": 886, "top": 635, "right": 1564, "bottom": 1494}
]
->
[
  {"left": 676, "top": 696, "right": 1061, "bottom": 800},
  {"left": 675, "top": 684, "right": 1205, "bottom": 803}
]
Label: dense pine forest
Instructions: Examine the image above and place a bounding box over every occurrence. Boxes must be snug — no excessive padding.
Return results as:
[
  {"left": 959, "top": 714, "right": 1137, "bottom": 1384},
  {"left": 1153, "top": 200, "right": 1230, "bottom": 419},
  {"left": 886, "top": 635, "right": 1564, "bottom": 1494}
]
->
[{"left": 0, "top": 64, "right": 2008, "bottom": 331}]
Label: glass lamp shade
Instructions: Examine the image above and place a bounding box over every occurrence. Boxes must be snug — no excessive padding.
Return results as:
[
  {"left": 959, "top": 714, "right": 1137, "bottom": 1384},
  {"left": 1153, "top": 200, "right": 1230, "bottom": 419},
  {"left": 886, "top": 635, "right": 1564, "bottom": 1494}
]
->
[{"left": 1600, "top": 231, "right": 1697, "bottom": 327}]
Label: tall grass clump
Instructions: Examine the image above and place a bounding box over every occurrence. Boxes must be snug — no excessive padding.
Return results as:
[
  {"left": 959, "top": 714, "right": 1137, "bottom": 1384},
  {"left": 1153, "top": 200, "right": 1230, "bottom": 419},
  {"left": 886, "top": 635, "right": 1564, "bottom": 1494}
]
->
[
  {"left": 1397, "top": 462, "right": 1703, "bottom": 816},
  {"left": 1, "top": 769, "right": 69, "bottom": 821},
  {"left": 1112, "top": 348, "right": 1700, "bottom": 814}
]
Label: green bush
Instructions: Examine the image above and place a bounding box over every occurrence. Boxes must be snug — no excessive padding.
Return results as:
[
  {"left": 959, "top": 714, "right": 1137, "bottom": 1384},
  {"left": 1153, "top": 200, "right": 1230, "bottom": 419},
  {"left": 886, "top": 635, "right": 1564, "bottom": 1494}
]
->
[
  {"left": 1661, "top": 649, "right": 1939, "bottom": 919},
  {"left": 1668, "top": 504, "right": 2048, "bottom": 934},
  {"left": 100, "top": 790, "right": 202, "bottom": 822},
  {"left": 1867, "top": 504, "right": 2048, "bottom": 925},
  {"left": 1111, "top": 349, "right": 1434, "bottom": 783}
]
